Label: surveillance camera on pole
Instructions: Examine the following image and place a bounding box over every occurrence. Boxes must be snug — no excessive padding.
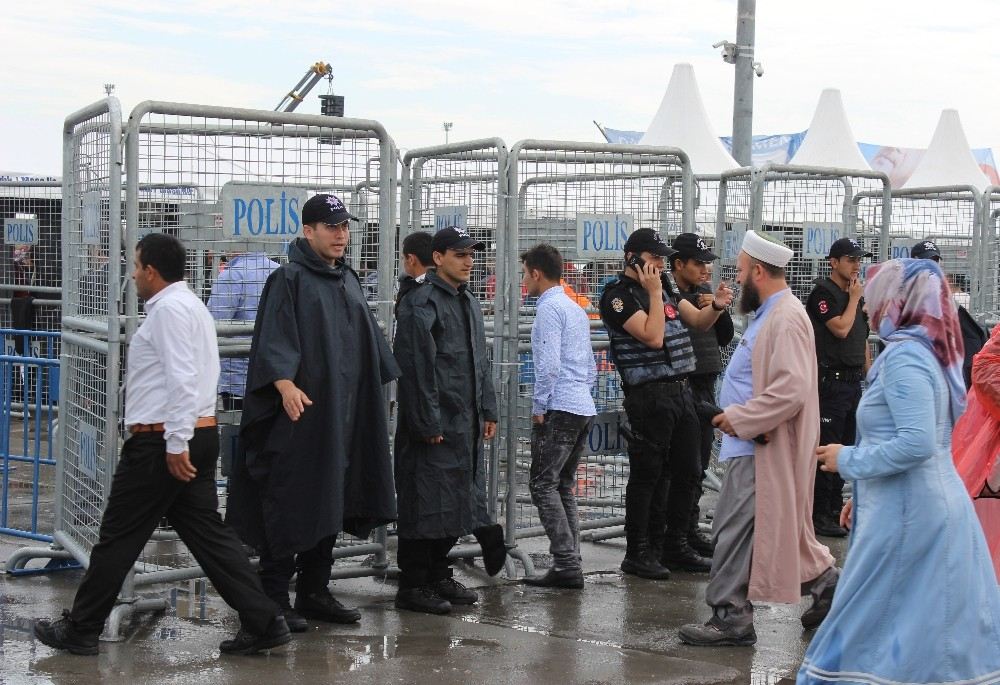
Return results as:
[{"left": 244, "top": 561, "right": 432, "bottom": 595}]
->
[{"left": 713, "top": 0, "right": 758, "bottom": 165}]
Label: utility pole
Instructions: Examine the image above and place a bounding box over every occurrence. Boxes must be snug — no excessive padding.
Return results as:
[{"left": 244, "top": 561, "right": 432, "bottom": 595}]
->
[{"left": 731, "top": 0, "right": 756, "bottom": 166}]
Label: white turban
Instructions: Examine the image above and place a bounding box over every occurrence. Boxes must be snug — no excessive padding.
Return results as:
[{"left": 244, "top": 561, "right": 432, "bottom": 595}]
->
[{"left": 741, "top": 230, "right": 793, "bottom": 268}]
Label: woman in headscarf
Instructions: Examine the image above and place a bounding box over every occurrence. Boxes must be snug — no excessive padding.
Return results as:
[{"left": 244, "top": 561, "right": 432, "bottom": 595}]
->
[
  {"left": 798, "top": 258, "right": 1000, "bottom": 684},
  {"left": 953, "top": 322, "right": 1000, "bottom": 582}
]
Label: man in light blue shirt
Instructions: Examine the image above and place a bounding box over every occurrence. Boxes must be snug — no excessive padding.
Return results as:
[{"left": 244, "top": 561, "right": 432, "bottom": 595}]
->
[
  {"left": 520, "top": 244, "right": 596, "bottom": 589},
  {"left": 208, "top": 252, "right": 279, "bottom": 410}
]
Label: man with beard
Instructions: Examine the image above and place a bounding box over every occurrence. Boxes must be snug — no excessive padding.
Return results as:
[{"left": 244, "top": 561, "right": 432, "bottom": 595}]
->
[
  {"left": 393, "top": 226, "right": 505, "bottom": 615},
  {"left": 679, "top": 230, "right": 839, "bottom": 647},
  {"left": 669, "top": 233, "right": 734, "bottom": 559},
  {"left": 227, "top": 194, "right": 400, "bottom": 633},
  {"left": 598, "top": 229, "right": 733, "bottom": 580},
  {"left": 806, "top": 238, "right": 872, "bottom": 538}
]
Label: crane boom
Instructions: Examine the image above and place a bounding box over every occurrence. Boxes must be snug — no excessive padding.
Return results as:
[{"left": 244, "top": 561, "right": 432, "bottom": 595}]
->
[{"left": 275, "top": 61, "right": 332, "bottom": 113}]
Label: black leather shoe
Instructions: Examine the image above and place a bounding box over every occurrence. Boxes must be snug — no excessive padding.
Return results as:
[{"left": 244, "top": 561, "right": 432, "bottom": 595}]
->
[
  {"left": 279, "top": 605, "right": 308, "bottom": 633},
  {"left": 395, "top": 587, "right": 452, "bottom": 615},
  {"left": 294, "top": 589, "right": 361, "bottom": 624},
  {"left": 523, "top": 568, "right": 585, "bottom": 589},
  {"left": 661, "top": 541, "right": 713, "bottom": 573},
  {"left": 801, "top": 584, "right": 836, "bottom": 630},
  {"left": 688, "top": 530, "right": 715, "bottom": 557},
  {"left": 33, "top": 612, "right": 99, "bottom": 656},
  {"left": 678, "top": 616, "right": 757, "bottom": 647},
  {"left": 620, "top": 552, "right": 672, "bottom": 580},
  {"left": 219, "top": 616, "right": 291, "bottom": 655},
  {"left": 813, "top": 516, "right": 848, "bottom": 538},
  {"left": 432, "top": 577, "right": 478, "bottom": 605}
]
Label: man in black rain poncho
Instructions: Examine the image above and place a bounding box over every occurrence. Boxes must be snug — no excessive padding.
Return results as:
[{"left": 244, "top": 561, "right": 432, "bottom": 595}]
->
[
  {"left": 226, "top": 193, "right": 399, "bottom": 633},
  {"left": 393, "top": 226, "right": 506, "bottom": 615}
]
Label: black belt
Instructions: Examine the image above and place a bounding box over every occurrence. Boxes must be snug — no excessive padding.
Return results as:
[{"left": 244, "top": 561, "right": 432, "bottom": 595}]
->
[
  {"left": 636, "top": 377, "right": 690, "bottom": 395},
  {"left": 821, "top": 368, "right": 863, "bottom": 383}
]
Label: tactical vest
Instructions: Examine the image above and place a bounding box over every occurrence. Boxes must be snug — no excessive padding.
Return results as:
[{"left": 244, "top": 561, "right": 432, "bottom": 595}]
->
[
  {"left": 810, "top": 277, "right": 868, "bottom": 369},
  {"left": 600, "top": 276, "right": 696, "bottom": 388},
  {"left": 677, "top": 285, "right": 724, "bottom": 376}
]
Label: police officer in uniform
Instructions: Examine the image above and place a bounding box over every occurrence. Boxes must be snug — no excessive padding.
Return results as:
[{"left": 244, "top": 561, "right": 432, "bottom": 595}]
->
[
  {"left": 599, "top": 229, "right": 733, "bottom": 579},
  {"left": 806, "top": 237, "right": 872, "bottom": 537},
  {"left": 669, "top": 233, "right": 734, "bottom": 558}
]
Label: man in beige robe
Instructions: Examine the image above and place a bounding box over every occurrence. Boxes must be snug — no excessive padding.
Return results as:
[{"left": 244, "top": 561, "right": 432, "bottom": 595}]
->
[{"left": 679, "top": 230, "right": 839, "bottom": 647}]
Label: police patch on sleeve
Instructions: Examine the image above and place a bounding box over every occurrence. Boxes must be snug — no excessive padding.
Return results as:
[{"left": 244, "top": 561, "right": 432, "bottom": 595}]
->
[
  {"left": 818, "top": 300, "right": 829, "bottom": 314},
  {"left": 611, "top": 297, "right": 624, "bottom": 313}
]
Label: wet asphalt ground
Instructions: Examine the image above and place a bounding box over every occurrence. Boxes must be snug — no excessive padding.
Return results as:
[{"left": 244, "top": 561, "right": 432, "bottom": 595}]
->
[{"left": 0, "top": 522, "right": 845, "bottom": 685}]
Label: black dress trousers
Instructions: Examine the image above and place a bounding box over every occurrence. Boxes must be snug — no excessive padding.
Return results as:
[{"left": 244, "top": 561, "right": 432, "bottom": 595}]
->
[{"left": 69, "top": 427, "right": 279, "bottom": 635}]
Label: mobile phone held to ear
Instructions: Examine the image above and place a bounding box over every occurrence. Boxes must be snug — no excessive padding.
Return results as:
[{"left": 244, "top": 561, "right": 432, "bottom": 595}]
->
[{"left": 627, "top": 254, "right": 646, "bottom": 270}]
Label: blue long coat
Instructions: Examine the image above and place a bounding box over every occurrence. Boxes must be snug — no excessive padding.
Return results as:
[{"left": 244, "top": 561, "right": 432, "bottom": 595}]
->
[{"left": 798, "top": 341, "right": 1000, "bottom": 684}]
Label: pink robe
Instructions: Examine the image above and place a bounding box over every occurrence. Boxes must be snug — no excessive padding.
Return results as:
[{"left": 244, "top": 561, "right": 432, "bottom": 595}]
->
[{"left": 725, "top": 291, "right": 835, "bottom": 603}]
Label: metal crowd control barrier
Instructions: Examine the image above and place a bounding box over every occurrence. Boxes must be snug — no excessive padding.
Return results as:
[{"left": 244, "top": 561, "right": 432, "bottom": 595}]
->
[
  {"left": 863, "top": 185, "right": 982, "bottom": 314},
  {"left": 501, "top": 141, "right": 694, "bottom": 570},
  {"left": 714, "top": 164, "right": 891, "bottom": 305},
  {"left": 981, "top": 186, "right": 1000, "bottom": 323},
  {"left": 5, "top": 98, "right": 123, "bottom": 582},
  {"left": 0, "top": 330, "right": 61, "bottom": 546},
  {"left": 7, "top": 98, "right": 400, "bottom": 639},
  {"left": 399, "top": 139, "right": 526, "bottom": 572},
  {"left": 0, "top": 180, "right": 63, "bottom": 333}
]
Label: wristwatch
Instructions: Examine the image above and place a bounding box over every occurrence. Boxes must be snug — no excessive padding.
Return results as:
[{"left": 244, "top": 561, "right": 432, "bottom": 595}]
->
[{"left": 711, "top": 300, "right": 726, "bottom": 311}]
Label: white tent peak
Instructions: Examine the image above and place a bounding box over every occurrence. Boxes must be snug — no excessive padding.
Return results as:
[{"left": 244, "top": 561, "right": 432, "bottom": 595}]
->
[
  {"left": 639, "top": 63, "right": 738, "bottom": 176},
  {"left": 902, "top": 109, "right": 989, "bottom": 190},
  {"left": 788, "top": 88, "right": 870, "bottom": 171}
]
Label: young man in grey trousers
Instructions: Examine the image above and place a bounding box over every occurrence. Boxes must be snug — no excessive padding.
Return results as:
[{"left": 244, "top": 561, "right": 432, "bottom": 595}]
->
[{"left": 520, "top": 244, "right": 597, "bottom": 589}]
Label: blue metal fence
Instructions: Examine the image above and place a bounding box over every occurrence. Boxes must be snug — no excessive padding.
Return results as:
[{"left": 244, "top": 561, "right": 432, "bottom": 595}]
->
[{"left": 0, "top": 329, "right": 59, "bottom": 542}]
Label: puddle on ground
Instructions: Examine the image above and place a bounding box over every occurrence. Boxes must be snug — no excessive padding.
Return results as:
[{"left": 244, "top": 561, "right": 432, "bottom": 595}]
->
[{"left": 333, "top": 635, "right": 502, "bottom": 671}]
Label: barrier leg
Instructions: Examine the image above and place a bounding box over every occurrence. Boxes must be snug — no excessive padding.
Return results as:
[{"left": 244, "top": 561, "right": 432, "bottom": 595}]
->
[{"left": 4, "top": 546, "right": 80, "bottom": 575}]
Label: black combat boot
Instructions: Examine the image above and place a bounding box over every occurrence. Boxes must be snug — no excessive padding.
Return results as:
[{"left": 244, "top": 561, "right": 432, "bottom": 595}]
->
[
  {"left": 620, "top": 537, "right": 672, "bottom": 580},
  {"left": 661, "top": 531, "right": 712, "bottom": 572}
]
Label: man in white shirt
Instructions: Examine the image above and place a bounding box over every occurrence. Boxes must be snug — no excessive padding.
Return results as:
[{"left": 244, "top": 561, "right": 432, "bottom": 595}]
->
[
  {"left": 34, "top": 233, "right": 289, "bottom": 656},
  {"left": 520, "top": 244, "right": 597, "bottom": 589}
]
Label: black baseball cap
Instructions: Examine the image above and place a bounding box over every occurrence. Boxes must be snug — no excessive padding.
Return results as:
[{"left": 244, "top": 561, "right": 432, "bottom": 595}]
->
[
  {"left": 827, "top": 237, "right": 873, "bottom": 259},
  {"left": 302, "top": 193, "right": 358, "bottom": 226},
  {"left": 431, "top": 226, "right": 486, "bottom": 253},
  {"left": 671, "top": 232, "right": 718, "bottom": 262},
  {"left": 911, "top": 240, "right": 941, "bottom": 261},
  {"left": 623, "top": 229, "right": 676, "bottom": 258}
]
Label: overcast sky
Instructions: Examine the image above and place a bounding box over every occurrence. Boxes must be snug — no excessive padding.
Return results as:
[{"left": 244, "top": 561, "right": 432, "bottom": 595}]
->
[{"left": 3, "top": 0, "right": 999, "bottom": 173}]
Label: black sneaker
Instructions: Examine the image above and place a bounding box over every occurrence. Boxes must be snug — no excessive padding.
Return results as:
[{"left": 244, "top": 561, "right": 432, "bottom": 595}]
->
[
  {"left": 813, "top": 516, "right": 848, "bottom": 538},
  {"left": 279, "top": 605, "right": 308, "bottom": 633},
  {"left": 523, "top": 568, "right": 585, "bottom": 589},
  {"left": 678, "top": 616, "right": 757, "bottom": 647},
  {"left": 801, "top": 584, "right": 836, "bottom": 630},
  {"left": 395, "top": 587, "right": 452, "bottom": 615},
  {"left": 33, "top": 611, "right": 99, "bottom": 656},
  {"left": 219, "top": 616, "right": 291, "bottom": 655},
  {"left": 294, "top": 589, "right": 361, "bottom": 624},
  {"left": 661, "top": 541, "right": 713, "bottom": 573},
  {"left": 432, "top": 577, "right": 478, "bottom": 605}
]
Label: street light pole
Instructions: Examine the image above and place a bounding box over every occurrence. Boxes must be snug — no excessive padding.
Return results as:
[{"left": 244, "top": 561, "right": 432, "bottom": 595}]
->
[{"left": 731, "top": 0, "right": 756, "bottom": 166}]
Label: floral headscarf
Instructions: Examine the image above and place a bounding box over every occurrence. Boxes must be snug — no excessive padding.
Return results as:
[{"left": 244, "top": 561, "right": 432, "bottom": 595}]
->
[{"left": 865, "top": 258, "right": 966, "bottom": 423}]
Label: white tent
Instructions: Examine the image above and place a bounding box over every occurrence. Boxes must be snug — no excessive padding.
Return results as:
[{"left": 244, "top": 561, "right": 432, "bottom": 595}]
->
[
  {"left": 639, "top": 63, "right": 738, "bottom": 176},
  {"left": 788, "top": 89, "right": 871, "bottom": 171},
  {"left": 903, "top": 109, "right": 988, "bottom": 190}
]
